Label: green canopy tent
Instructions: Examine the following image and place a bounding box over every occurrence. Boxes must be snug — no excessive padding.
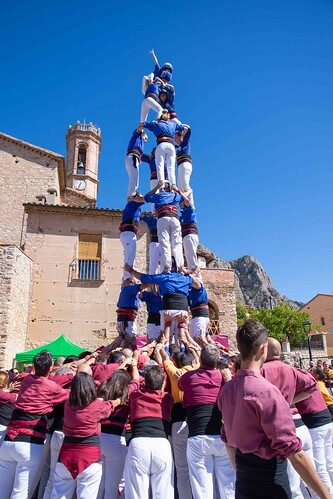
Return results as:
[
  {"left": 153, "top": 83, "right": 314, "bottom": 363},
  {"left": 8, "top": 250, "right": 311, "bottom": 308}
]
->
[{"left": 15, "top": 334, "right": 85, "bottom": 364}]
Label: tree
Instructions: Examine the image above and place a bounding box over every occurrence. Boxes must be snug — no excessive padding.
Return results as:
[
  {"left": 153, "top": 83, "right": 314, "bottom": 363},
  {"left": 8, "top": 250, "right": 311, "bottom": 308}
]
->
[{"left": 236, "top": 302, "right": 312, "bottom": 348}]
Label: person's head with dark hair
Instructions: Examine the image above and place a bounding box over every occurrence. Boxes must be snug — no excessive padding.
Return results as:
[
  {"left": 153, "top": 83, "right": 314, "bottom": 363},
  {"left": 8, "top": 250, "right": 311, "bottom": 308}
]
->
[
  {"left": 108, "top": 351, "right": 125, "bottom": 364},
  {"left": 33, "top": 350, "right": 53, "bottom": 377},
  {"left": 313, "top": 368, "right": 326, "bottom": 382},
  {"left": 178, "top": 352, "right": 194, "bottom": 368},
  {"left": 200, "top": 344, "right": 220, "bottom": 369},
  {"left": 69, "top": 372, "right": 97, "bottom": 408},
  {"left": 98, "top": 369, "right": 131, "bottom": 404},
  {"left": 64, "top": 355, "right": 79, "bottom": 364},
  {"left": 236, "top": 320, "right": 268, "bottom": 364},
  {"left": 144, "top": 365, "right": 165, "bottom": 390},
  {"left": 78, "top": 351, "right": 92, "bottom": 360},
  {"left": 170, "top": 348, "right": 182, "bottom": 368},
  {"left": 170, "top": 345, "right": 180, "bottom": 358},
  {"left": 96, "top": 353, "right": 107, "bottom": 365}
]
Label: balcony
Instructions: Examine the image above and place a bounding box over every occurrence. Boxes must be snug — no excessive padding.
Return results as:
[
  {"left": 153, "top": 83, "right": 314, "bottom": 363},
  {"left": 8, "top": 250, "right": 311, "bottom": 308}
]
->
[{"left": 69, "top": 259, "right": 104, "bottom": 285}]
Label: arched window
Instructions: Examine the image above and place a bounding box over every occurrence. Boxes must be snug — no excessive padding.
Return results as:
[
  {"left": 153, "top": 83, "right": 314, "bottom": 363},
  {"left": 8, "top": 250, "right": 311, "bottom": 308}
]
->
[{"left": 77, "top": 145, "right": 87, "bottom": 174}]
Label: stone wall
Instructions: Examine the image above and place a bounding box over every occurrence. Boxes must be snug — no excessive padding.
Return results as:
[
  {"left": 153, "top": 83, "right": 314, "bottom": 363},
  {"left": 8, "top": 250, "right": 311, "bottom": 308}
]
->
[
  {"left": 0, "top": 245, "right": 32, "bottom": 368},
  {"left": 24, "top": 207, "right": 149, "bottom": 351},
  {"left": 201, "top": 268, "right": 237, "bottom": 348},
  {"left": 0, "top": 137, "right": 61, "bottom": 246}
]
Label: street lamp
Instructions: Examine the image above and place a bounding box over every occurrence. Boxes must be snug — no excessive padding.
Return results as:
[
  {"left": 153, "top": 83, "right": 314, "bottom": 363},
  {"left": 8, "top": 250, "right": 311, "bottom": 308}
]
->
[{"left": 302, "top": 320, "right": 312, "bottom": 362}]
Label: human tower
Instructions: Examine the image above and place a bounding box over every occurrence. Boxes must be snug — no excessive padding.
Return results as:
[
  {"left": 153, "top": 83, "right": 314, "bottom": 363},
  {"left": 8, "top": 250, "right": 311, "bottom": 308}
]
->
[{"left": 117, "top": 49, "right": 212, "bottom": 349}]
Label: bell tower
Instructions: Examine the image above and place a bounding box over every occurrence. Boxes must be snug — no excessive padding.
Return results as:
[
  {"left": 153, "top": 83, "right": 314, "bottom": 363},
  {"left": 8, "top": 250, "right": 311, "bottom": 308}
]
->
[{"left": 65, "top": 121, "right": 102, "bottom": 202}]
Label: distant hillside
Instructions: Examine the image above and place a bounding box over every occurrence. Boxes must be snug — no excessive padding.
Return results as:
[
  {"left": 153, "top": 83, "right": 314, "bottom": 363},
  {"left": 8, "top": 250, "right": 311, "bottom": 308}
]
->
[{"left": 198, "top": 246, "right": 303, "bottom": 309}]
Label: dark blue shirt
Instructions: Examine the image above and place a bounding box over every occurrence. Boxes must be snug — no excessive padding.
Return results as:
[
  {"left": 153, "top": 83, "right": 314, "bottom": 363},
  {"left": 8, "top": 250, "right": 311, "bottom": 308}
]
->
[
  {"left": 140, "top": 272, "right": 192, "bottom": 296},
  {"left": 159, "top": 86, "right": 175, "bottom": 111},
  {"left": 141, "top": 291, "right": 162, "bottom": 313},
  {"left": 141, "top": 214, "right": 157, "bottom": 231},
  {"left": 188, "top": 285, "right": 208, "bottom": 307},
  {"left": 180, "top": 205, "right": 197, "bottom": 224},
  {"left": 127, "top": 130, "right": 145, "bottom": 155},
  {"left": 145, "top": 81, "right": 161, "bottom": 99},
  {"left": 143, "top": 120, "right": 184, "bottom": 138},
  {"left": 141, "top": 153, "right": 156, "bottom": 175},
  {"left": 122, "top": 201, "right": 144, "bottom": 223},
  {"left": 117, "top": 284, "right": 141, "bottom": 309},
  {"left": 144, "top": 192, "right": 183, "bottom": 209},
  {"left": 175, "top": 128, "right": 191, "bottom": 157}
]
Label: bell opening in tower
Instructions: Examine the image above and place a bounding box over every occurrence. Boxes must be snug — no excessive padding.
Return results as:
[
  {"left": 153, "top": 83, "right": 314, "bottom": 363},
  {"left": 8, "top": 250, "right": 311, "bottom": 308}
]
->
[{"left": 77, "top": 145, "right": 87, "bottom": 175}]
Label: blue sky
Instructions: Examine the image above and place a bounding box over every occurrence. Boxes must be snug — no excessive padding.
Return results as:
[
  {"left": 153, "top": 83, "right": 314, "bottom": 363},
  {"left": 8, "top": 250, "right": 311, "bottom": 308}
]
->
[{"left": 1, "top": 0, "right": 332, "bottom": 303}]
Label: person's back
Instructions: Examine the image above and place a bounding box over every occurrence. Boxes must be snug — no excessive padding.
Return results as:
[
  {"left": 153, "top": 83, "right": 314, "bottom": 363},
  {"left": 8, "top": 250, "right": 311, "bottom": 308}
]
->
[
  {"left": 0, "top": 351, "right": 69, "bottom": 499},
  {"left": 125, "top": 365, "right": 174, "bottom": 499},
  {"left": 179, "top": 344, "right": 235, "bottom": 499},
  {"left": 261, "top": 338, "right": 317, "bottom": 498},
  {"left": 219, "top": 320, "right": 330, "bottom": 499}
]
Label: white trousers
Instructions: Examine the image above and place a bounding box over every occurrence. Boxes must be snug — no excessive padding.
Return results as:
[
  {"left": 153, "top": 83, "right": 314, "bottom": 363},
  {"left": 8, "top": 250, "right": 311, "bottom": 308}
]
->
[
  {"left": 43, "top": 430, "right": 65, "bottom": 499},
  {"left": 0, "top": 440, "right": 44, "bottom": 499},
  {"left": 149, "top": 241, "right": 161, "bottom": 274},
  {"left": 125, "top": 154, "right": 139, "bottom": 197},
  {"left": 51, "top": 461, "right": 102, "bottom": 499},
  {"left": 178, "top": 161, "right": 194, "bottom": 204},
  {"left": 155, "top": 142, "right": 176, "bottom": 186},
  {"left": 116, "top": 320, "right": 137, "bottom": 338},
  {"left": 147, "top": 323, "right": 161, "bottom": 341},
  {"left": 157, "top": 217, "right": 183, "bottom": 271},
  {"left": 0, "top": 423, "right": 7, "bottom": 445},
  {"left": 187, "top": 435, "right": 235, "bottom": 499},
  {"left": 33, "top": 433, "right": 51, "bottom": 499},
  {"left": 309, "top": 423, "right": 333, "bottom": 494},
  {"left": 120, "top": 231, "right": 137, "bottom": 280},
  {"left": 287, "top": 423, "right": 314, "bottom": 498},
  {"left": 171, "top": 421, "right": 192, "bottom": 499},
  {"left": 189, "top": 317, "right": 210, "bottom": 339},
  {"left": 124, "top": 437, "right": 174, "bottom": 499},
  {"left": 140, "top": 97, "right": 163, "bottom": 123},
  {"left": 183, "top": 233, "right": 199, "bottom": 271},
  {"left": 141, "top": 73, "right": 154, "bottom": 95},
  {"left": 99, "top": 433, "right": 127, "bottom": 499}
]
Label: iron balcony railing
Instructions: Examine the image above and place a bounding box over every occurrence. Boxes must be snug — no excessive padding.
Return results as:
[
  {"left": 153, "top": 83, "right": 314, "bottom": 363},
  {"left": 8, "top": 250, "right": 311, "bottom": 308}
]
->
[{"left": 76, "top": 259, "right": 101, "bottom": 280}]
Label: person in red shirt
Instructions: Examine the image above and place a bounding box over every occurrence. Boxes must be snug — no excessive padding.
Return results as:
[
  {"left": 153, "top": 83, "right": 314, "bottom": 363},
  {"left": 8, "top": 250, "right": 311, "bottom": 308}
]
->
[
  {"left": 178, "top": 344, "right": 235, "bottom": 499},
  {"left": 219, "top": 320, "right": 330, "bottom": 499},
  {"left": 261, "top": 337, "right": 317, "bottom": 498},
  {"left": 98, "top": 356, "right": 138, "bottom": 498},
  {"left": 0, "top": 351, "right": 69, "bottom": 499},
  {"left": 51, "top": 371, "right": 119, "bottom": 499},
  {"left": 0, "top": 371, "right": 19, "bottom": 444},
  {"left": 124, "top": 362, "right": 174, "bottom": 499},
  {"left": 296, "top": 379, "right": 333, "bottom": 494}
]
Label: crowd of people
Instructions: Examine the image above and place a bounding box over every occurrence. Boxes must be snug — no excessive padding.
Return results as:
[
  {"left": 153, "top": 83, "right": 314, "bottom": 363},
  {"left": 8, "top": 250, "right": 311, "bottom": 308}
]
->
[
  {"left": 0, "top": 51, "right": 333, "bottom": 499},
  {"left": 0, "top": 324, "right": 333, "bottom": 498}
]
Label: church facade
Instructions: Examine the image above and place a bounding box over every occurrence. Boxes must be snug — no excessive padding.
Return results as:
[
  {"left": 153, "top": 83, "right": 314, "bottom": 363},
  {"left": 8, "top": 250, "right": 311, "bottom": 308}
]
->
[{"left": 0, "top": 123, "right": 237, "bottom": 368}]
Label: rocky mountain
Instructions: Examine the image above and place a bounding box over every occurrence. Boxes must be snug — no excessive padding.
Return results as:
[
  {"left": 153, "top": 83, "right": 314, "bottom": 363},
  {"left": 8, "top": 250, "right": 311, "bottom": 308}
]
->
[{"left": 198, "top": 246, "right": 302, "bottom": 309}]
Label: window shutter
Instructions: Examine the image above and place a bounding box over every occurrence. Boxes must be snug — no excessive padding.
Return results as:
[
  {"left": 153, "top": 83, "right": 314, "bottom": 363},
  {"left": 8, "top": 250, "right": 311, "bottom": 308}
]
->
[{"left": 78, "top": 234, "right": 101, "bottom": 260}]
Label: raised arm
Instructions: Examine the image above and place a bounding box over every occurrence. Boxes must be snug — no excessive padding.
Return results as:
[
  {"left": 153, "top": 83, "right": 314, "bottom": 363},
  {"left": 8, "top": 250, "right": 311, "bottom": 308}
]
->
[
  {"left": 131, "top": 350, "right": 140, "bottom": 381},
  {"left": 149, "top": 48, "right": 159, "bottom": 66},
  {"left": 145, "top": 180, "right": 164, "bottom": 197}
]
